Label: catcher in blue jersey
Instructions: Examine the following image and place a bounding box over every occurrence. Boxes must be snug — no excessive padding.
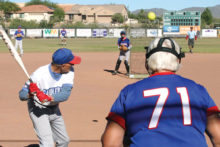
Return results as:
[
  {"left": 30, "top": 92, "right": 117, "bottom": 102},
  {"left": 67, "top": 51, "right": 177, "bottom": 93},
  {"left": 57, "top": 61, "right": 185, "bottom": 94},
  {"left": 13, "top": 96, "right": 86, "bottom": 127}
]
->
[
  {"left": 102, "top": 37, "right": 220, "bottom": 147},
  {"left": 112, "top": 31, "right": 132, "bottom": 76}
]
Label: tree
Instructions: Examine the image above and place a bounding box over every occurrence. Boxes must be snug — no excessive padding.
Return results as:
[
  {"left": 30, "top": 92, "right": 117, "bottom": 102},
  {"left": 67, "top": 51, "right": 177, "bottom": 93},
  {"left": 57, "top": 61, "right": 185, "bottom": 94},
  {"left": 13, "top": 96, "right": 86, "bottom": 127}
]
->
[
  {"left": 156, "top": 16, "right": 163, "bottom": 28},
  {"left": 201, "top": 8, "right": 213, "bottom": 25},
  {"left": 0, "top": 1, "right": 20, "bottom": 20},
  {"left": 52, "top": 7, "right": 65, "bottom": 22},
  {"left": 25, "top": 0, "right": 57, "bottom": 9},
  {"left": 128, "top": 10, "right": 137, "bottom": 19},
  {"left": 112, "top": 13, "right": 125, "bottom": 23},
  {"left": 137, "top": 9, "right": 148, "bottom": 23},
  {"left": 25, "top": 0, "right": 64, "bottom": 23}
]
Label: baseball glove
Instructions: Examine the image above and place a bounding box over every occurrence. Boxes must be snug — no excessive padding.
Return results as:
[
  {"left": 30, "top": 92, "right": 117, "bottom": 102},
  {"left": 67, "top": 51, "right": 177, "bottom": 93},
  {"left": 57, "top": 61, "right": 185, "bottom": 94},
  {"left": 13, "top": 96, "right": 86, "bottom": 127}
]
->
[
  {"left": 120, "top": 45, "right": 128, "bottom": 51},
  {"left": 17, "top": 34, "right": 22, "bottom": 37}
]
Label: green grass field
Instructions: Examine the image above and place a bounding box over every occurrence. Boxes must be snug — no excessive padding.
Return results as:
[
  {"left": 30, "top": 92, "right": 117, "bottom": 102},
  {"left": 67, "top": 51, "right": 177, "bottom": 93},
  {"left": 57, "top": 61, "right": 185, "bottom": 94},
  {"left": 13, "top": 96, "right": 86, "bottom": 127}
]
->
[
  {"left": 0, "top": 37, "right": 219, "bottom": 53},
  {"left": 131, "top": 38, "right": 220, "bottom": 53}
]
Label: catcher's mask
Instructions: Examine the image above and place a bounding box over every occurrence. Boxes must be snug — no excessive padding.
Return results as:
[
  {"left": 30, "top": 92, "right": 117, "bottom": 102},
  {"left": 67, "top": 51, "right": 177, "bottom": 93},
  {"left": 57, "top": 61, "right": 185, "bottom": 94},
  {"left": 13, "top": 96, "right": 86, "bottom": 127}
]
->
[{"left": 145, "top": 37, "right": 185, "bottom": 60}]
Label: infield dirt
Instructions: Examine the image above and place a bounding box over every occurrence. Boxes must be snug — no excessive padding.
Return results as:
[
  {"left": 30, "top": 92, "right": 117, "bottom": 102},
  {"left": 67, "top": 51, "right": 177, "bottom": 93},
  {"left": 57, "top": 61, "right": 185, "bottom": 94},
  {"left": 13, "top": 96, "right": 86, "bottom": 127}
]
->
[{"left": 0, "top": 52, "right": 219, "bottom": 147}]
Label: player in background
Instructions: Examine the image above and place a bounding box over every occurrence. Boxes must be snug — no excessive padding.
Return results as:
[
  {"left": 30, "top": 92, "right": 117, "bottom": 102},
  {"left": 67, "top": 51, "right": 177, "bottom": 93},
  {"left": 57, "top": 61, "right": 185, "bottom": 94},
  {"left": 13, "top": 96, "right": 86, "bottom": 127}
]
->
[
  {"left": 14, "top": 25, "right": 24, "bottom": 57},
  {"left": 112, "top": 31, "right": 132, "bottom": 76},
  {"left": 19, "top": 48, "right": 81, "bottom": 147},
  {"left": 60, "top": 28, "right": 67, "bottom": 46},
  {"left": 186, "top": 27, "right": 197, "bottom": 53},
  {"left": 102, "top": 37, "right": 220, "bottom": 147}
]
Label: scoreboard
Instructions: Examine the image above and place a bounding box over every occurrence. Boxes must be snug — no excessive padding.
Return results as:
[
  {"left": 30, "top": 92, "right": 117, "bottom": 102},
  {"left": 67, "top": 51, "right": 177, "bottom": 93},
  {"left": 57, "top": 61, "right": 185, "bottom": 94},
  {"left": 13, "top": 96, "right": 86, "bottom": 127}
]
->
[
  {"left": 163, "top": 11, "right": 201, "bottom": 35},
  {"left": 163, "top": 11, "right": 201, "bottom": 26}
]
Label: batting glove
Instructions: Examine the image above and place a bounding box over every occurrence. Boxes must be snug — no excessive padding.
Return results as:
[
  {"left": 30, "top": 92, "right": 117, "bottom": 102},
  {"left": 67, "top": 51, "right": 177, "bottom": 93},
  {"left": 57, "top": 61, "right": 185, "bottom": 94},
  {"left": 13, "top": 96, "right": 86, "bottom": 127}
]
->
[
  {"left": 36, "top": 91, "right": 52, "bottom": 102},
  {"left": 29, "top": 83, "right": 40, "bottom": 94}
]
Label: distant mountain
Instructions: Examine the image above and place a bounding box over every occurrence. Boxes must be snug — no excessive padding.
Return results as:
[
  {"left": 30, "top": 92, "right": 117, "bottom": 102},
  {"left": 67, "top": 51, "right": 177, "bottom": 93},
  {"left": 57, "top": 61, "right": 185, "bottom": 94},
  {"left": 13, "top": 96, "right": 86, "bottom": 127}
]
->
[
  {"left": 132, "top": 5, "right": 220, "bottom": 18},
  {"left": 182, "top": 5, "right": 220, "bottom": 18},
  {"left": 181, "top": 7, "right": 205, "bottom": 12}
]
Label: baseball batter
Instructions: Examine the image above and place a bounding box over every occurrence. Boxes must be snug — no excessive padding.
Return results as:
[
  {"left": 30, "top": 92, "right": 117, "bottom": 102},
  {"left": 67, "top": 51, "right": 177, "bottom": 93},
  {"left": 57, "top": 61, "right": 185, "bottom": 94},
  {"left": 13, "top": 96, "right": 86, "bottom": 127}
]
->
[
  {"left": 60, "top": 28, "right": 67, "bottom": 46},
  {"left": 186, "top": 27, "right": 197, "bottom": 53},
  {"left": 14, "top": 25, "right": 24, "bottom": 57},
  {"left": 19, "top": 48, "right": 81, "bottom": 147},
  {"left": 112, "top": 31, "right": 132, "bottom": 76},
  {"left": 102, "top": 37, "right": 220, "bottom": 147}
]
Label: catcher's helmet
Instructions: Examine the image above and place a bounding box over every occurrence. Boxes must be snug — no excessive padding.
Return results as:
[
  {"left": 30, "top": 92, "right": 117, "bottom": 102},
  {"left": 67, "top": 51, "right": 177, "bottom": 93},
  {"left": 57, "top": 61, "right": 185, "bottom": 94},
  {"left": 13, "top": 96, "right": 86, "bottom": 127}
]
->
[
  {"left": 145, "top": 37, "right": 185, "bottom": 59},
  {"left": 120, "top": 31, "right": 126, "bottom": 35}
]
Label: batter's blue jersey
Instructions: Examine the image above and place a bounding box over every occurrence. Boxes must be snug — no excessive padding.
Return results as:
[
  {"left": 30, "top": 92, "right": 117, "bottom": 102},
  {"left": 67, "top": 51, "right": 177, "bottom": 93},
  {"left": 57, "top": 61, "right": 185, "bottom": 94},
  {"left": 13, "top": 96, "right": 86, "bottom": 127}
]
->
[
  {"left": 118, "top": 37, "right": 130, "bottom": 48},
  {"left": 107, "top": 72, "right": 219, "bottom": 147}
]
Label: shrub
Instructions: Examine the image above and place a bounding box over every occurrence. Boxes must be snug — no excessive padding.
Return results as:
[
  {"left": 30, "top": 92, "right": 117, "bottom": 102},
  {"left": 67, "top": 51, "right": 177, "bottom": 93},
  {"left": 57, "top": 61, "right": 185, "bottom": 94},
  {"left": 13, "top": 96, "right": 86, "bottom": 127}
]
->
[
  {"left": 9, "top": 19, "right": 39, "bottom": 28},
  {"left": 112, "top": 13, "right": 125, "bottom": 23},
  {"left": 39, "top": 20, "right": 53, "bottom": 28}
]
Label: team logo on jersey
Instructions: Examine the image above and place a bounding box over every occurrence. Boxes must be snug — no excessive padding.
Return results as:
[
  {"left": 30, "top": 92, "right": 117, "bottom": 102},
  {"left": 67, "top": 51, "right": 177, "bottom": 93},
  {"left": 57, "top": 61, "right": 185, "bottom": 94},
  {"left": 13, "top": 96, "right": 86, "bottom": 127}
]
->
[
  {"left": 120, "top": 43, "right": 128, "bottom": 46},
  {"left": 43, "top": 86, "right": 61, "bottom": 95}
]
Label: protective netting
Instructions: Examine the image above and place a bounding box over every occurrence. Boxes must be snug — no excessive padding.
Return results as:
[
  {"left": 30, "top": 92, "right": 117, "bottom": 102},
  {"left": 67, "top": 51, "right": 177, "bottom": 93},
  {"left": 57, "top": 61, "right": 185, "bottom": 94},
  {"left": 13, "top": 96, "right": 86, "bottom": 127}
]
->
[
  {"left": 129, "top": 37, "right": 150, "bottom": 77},
  {"left": 130, "top": 52, "right": 147, "bottom": 75}
]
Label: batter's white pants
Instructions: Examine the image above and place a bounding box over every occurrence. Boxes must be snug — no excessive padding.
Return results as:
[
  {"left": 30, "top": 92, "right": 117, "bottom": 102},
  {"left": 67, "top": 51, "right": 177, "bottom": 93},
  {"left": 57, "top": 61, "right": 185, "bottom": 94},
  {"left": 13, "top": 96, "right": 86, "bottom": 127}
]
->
[
  {"left": 28, "top": 104, "right": 70, "bottom": 147},
  {"left": 15, "top": 40, "right": 23, "bottom": 54},
  {"left": 119, "top": 50, "right": 130, "bottom": 61}
]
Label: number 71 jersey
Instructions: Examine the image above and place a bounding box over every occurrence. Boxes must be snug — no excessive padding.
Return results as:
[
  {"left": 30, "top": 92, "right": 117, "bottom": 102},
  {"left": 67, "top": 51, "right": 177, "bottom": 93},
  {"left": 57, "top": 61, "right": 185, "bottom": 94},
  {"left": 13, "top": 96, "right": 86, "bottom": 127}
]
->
[{"left": 107, "top": 72, "right": 219, "bottom": 147}]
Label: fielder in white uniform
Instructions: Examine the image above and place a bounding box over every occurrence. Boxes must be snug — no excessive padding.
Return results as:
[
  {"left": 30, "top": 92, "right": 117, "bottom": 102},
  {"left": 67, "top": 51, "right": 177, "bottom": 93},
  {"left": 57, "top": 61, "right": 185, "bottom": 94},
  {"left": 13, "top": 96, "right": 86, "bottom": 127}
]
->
[
  {"left": 19, "top": 48, "right": 81, "bottom": 147},
  {"left": 186, "top": 27, "right": 197, "bottom": 53},
  {"left": 14, "top": 25, "right": 24, "bottom": 57}
]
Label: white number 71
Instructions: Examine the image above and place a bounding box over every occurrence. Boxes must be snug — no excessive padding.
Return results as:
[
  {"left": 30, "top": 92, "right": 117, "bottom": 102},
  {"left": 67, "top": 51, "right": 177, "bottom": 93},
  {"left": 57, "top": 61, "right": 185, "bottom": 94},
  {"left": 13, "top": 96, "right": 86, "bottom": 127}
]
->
[{"left": 143, "top": 87, "right": 192, "bottom": 129}]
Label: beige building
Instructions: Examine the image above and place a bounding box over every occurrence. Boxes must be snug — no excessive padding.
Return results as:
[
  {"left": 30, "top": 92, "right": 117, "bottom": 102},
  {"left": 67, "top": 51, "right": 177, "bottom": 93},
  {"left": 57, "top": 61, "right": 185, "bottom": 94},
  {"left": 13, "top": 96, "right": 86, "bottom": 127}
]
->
[
  {"left": 13, "top": 5, "right": 54, "bottom": 22},
  {"left": 61, "top": 4, "right": 128, "bottom": 24},
  {"left": 12, "top": 3, "right": 128, "bottom": 24}
]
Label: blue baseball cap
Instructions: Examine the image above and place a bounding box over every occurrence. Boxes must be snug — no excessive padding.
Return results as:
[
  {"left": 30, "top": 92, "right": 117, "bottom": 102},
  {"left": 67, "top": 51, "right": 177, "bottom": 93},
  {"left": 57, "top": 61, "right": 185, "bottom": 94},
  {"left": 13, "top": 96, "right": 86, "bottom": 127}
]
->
[
  {"left": 18, "top": 25, "right": 22, "bottom": 28},
  {"left": 52, "top": 48, "right": 81, "bottom": 65}
]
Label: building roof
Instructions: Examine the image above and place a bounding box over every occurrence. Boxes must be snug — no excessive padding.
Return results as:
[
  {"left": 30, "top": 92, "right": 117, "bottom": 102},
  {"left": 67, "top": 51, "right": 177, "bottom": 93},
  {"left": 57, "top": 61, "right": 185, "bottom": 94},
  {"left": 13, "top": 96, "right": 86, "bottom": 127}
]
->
[
  {"left": 17, "top": 5, "right": 54, "bottom": 13},
  {"left": 66, "top": 4, "right": 127, "bottom": 15},
  {"left": 58, "top": 4, "right": 75, "bottom": 13}
]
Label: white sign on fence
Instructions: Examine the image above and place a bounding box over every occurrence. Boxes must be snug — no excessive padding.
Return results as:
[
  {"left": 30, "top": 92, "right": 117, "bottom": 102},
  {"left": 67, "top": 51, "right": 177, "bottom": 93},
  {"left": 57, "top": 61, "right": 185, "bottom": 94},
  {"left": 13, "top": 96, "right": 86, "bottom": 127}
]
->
[
  {"left": 202, "top": 29, "right": 217, "bottom": 38},
  {"left": 43, "top": 29, "right": 59, "bottom": 38},
  {"left": 26, "top": 29, "right": 42, "bottom": 37},
  {"left": 108, "top": 29, "right": 124, "bottom": 37},
  {"left": 92, "top": 29, "right": 107, "bottom": 37},
  {"left": 9, "top": 29, "right": 25, "bottom": 36},
  {"left": 59, "top": 29, "right": 75, "bottom": 38},
  {"left": 147, "top": 29, "right": 162, "bottom": 37},
  {"left": 130, "top": 29, "right": 146, "bottom": 37},
  {"left": 76, "top": 29, "right": 92, "bottom": 37}
]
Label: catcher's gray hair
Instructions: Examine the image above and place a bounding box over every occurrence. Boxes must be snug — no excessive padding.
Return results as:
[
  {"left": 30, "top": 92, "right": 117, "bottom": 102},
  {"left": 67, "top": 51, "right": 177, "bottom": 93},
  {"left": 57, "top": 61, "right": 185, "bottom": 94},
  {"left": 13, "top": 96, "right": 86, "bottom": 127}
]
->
[{"left": 146, "top": 38, "right": 181, "bottom": 74}]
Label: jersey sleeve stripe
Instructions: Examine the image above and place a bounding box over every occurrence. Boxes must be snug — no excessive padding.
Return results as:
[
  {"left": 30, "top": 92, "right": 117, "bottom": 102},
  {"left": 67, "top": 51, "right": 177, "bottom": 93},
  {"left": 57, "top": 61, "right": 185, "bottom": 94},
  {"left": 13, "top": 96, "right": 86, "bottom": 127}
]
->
[
  {"left": 62, "top": 84, "right": 73, "bottom": 87},
  {"left": 106, "top": 112, "right": 126, "bottom": 130},
  {"left": 207, "top": 106, "right": 220, "bottom": 116}
]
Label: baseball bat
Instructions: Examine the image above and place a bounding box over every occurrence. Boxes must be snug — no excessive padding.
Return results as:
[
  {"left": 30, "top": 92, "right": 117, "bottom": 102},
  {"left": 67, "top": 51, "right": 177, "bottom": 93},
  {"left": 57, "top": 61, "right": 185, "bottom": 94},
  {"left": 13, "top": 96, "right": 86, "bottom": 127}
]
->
[
  {"left": 0, "top": 25, "right": 32, "bottom": 82},
  {"left": 0, "top": 27, "right": 51, "bottom": 105}
]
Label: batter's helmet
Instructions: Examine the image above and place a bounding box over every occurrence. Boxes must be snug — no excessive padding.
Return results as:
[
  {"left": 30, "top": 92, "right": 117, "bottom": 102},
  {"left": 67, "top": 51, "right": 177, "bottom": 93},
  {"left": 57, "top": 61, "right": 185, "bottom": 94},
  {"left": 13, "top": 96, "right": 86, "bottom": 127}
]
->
[
  {"left": 120, "top": 31, "right": 126, "bottom": 35},
  {"left": 145, "top": 37, "right": 185, "bottom": 60}
]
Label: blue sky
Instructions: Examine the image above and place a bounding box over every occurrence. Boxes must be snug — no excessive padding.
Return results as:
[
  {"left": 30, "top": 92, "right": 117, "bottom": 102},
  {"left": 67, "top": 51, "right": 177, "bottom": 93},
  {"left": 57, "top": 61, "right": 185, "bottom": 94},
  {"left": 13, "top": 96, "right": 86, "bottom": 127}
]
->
[{"left": 10, "top": 0, "right": 220, "bottom": 11}]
